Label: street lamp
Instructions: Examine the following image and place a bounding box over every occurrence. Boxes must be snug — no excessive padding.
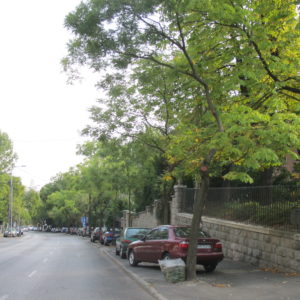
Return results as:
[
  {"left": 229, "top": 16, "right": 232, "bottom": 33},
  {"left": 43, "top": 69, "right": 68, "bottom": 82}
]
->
[{"left": 9, "top": 165, "right": 26, "bottom": 230}]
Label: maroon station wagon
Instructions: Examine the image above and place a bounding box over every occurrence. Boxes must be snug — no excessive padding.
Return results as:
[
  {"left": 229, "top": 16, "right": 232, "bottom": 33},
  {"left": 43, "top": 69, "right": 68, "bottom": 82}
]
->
[{"left": 127, "top": 225, "right": 224, "bottom": 272}]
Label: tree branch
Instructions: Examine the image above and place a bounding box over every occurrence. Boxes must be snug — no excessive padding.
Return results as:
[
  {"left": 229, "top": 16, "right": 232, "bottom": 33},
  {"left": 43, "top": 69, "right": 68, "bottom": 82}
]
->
[
  {"left": 278, "top": 91, "right": 300, "bottom": 102},
  {"left": 282, "top": 85, "right": 300, "bottom": 95}
]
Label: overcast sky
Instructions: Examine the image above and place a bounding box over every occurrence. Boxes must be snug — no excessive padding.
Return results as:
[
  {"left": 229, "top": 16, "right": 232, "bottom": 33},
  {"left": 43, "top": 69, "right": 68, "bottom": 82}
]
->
[{"left": 0, "top": 0, "right": 99, "bottom": 189}]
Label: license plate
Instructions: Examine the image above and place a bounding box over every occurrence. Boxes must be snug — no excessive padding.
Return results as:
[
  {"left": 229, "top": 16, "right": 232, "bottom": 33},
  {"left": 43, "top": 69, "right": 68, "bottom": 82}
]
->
[{"left": 197, "top": 244, "right": 211, "bottom": 249}]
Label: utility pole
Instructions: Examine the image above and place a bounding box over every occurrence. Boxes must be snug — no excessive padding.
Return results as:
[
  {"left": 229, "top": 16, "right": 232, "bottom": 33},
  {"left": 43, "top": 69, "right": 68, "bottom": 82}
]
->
[{"left": 9, "top": 174, "right": 13, "bottom": 230}]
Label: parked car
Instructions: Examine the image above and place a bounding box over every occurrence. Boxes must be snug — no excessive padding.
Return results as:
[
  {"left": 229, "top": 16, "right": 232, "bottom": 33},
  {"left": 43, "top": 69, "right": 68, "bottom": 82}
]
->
[
  {"left": 69, "top": 227, "right": 78, "bottom": 235},
  {"left": 4, "top": 228, "right": 18, "bottom": 237},
  {"left": 102, "top": 229, "right": 120, "bottom": 245},
  {"left": 116, "top": 227, "right": 150, "bottom": 258},
  {"left": 16, "top": 227, "right": 23, "bottom": 236},
  {"left": 61, "top": 227, "right": 68, "bottom": 233},
  {"left": 78, "top": 227, "right": 91, "bottom": 237},
  {"left": 127, "top": 225, "right": 224, "bottom": 272},
  {"left": 91, "top": 227, "right": 102, "bottom": 242},
  {"left": 77, "top": 227, "right": 84, "bottom": 236}
]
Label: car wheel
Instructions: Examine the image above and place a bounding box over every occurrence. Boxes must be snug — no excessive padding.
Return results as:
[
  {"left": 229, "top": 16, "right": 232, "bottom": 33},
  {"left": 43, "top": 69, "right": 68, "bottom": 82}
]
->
[
  {"left": 115, "top": 247, "right": 120, "bottom": 256},
  {"left": 128, "top": 250, "right": 139, "bottom": 267},
  {"left": 120, "top": 247, "right": 126, "bottom": 259},
  {"left": 162, "top": 252, "right": 171, "bottom": 260},
  {"left": 204, "top": 263, "right": 217, "bottom": 273}
]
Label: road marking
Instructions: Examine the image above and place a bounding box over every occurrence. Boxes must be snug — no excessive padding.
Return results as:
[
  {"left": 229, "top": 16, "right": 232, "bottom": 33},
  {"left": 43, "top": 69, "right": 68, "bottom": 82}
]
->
[
  {"left": 0, "top": 295, "right": 9, "bottom": 300},
  {"left": 43, "top": 258, "right": 48, "bottom": 263},
  {"left": 28, "top": 270, "right": 37, "bottom": 278}
]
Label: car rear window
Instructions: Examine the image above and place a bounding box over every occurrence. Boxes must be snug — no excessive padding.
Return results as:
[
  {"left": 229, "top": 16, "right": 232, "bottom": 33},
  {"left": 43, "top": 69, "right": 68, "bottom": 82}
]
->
[
  {"left": 126, "top": 228, "right": 149, "bottom": 238},
  {"left": 174, "top": 227, "right": 209, "bottom": 238}
]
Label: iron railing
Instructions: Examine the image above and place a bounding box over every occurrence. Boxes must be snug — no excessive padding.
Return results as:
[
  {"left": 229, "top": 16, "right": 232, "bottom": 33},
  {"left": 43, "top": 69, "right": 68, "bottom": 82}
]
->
[{"left": 181, "top": 185, "right": 300, "bottom": 232}]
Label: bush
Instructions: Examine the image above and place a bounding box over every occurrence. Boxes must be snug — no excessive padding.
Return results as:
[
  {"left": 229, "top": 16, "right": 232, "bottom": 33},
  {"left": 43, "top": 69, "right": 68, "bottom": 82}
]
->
[{"left": 223, "top": 200, "right": 300, "bottom": 226}]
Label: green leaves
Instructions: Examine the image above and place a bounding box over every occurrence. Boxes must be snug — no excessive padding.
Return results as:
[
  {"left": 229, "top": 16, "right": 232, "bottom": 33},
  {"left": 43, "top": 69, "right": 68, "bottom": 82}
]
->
[
  {"left": 59, "top": 0, "right": 300, "bottom": 281},
  {"left": 223, "top": 172, "right": 254, "bottom": 184},
  {"left": 63, "top": 0, "right": 300, "bottom": 187},
  {"left": 0, "top": 131, "right": 17, "bottom": 173}
]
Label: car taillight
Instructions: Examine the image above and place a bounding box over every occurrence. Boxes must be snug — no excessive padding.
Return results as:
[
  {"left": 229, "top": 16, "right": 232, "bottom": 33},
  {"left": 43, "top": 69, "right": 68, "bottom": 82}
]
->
[
  {"left": 179, "top": 241, "right": 189, "bottom": 249},
  {"left": 213, "top": 242, "right": 222, "bottom": 252},
  {"left": 122, "top": 240, "right": 131, "bottom": 244}
]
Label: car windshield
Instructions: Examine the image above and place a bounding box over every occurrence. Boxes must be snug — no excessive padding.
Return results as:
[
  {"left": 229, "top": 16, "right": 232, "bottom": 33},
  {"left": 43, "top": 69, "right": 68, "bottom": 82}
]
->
[
  {"left": 174, "top": 227, "right": 209, "bottom": 238},
  {"left": 126, "top": 228, "right": 149, "bottom": 238}
]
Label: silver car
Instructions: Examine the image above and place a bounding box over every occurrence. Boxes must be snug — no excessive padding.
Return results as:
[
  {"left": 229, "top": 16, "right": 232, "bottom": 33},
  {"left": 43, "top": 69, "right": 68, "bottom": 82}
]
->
[{"left": 4, "top": 228, "right": 18, "bottom": 237}]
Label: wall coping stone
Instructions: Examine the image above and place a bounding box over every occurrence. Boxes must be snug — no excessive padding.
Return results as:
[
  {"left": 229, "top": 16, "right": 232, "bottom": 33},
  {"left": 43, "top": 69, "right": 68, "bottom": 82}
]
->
[
  {"left": 177, "top": 213, "right": 192, "bottom": 220},
  {"left": 176, "top": 213, "right": 299, "bottom": 241},
  {"left": 202, "top": 216, "right": 299, "bottom": 241}
]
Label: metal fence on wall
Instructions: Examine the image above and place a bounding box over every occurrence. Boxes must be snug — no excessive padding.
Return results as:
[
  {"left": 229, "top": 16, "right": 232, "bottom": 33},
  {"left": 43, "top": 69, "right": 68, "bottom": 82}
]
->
[{"left": 181, "top": 185, "right": 300, "bottom": 232}]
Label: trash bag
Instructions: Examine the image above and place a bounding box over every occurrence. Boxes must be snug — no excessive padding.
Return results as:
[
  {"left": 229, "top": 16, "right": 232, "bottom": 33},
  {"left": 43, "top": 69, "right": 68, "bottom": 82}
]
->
[{"left": 158, "top": 258, "right": 186, "bottom": 283}]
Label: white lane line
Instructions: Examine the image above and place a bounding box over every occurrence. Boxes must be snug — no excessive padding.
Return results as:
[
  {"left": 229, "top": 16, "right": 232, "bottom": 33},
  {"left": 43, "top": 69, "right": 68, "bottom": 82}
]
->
[
  {"left": 43, "top": 258, "right": 48, "bottom": 263},
  {"left": 0, "top": 295, "right": 9, "bottom": 300},
  {"left": 28, "top": 270, "right": 37, "bottom": 278}
]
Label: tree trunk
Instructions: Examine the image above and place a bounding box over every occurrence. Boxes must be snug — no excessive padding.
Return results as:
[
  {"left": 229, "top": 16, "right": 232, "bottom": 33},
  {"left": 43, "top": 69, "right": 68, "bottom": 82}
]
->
[
  {"left": 128, "top": 189, "right": 131, "bottom": 227},
  {"left": 186, "top": 169, "right": 210, "bottom": 280},
  {"left": 162, "top": 183, "right": 170, "bottom": 224},
  {"left": 88, "top": 193, "right": 92, "bottom": 227},
  {"left": 99, "top": 209, "right": 104, "bottom": 228}
]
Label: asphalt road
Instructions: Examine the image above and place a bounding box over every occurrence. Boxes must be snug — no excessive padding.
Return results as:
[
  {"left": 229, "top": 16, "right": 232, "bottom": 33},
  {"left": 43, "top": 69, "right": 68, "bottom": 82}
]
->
[
  {"left": 0, "top": 232, "right": 154, "bottom": 300},
  {"left": 106, "top": 245, "right": 300, "bottom": 300}
]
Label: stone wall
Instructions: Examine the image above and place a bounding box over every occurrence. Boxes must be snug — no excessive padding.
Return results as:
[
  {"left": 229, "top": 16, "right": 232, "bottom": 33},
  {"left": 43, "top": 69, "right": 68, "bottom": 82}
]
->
[
  {"left": 122, "top": 185, "right": 300, "bottom": 272},
  {"left": 121, "top": 200, "right": 160, "bottom": 228},
  {"left": 173, "top": 185, "right": 300, "bottom": 272},
  {"left": 174, "top": 213, "right": 300, "bottom": 273}
]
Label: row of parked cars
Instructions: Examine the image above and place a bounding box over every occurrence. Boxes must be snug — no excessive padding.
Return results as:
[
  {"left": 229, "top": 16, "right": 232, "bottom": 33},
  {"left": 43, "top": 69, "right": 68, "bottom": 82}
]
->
[
  {"left": 90, "top": 225, "right": 224, "bottom": 273},
  {"left": 90, "top": 227, "right": 120, "bottom": 245},
  {"left": 3, "top": 227, "right": 24, "bottom": 237}
]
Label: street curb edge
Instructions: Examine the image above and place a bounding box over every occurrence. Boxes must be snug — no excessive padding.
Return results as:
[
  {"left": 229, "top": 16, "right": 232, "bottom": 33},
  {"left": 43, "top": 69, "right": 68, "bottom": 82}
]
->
[{"left": 101, "top": 248, "right": 169, "bottom": 300}]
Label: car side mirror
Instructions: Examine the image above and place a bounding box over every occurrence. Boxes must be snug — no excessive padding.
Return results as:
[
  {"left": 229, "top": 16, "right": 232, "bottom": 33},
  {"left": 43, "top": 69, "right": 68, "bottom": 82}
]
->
[{"left": 141, "top": 235, "right": 147, "bottom": 241}]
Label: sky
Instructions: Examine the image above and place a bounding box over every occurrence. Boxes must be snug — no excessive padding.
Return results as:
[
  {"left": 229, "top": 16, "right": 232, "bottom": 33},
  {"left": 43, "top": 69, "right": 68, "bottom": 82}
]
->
[{"left": 0, "top": 0, "right": 100, "bottom": 189}]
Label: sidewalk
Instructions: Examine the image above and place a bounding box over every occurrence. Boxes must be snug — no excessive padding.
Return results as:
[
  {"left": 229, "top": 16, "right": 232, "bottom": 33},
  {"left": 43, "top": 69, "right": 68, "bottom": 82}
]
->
[{"left": 101, "top": 245, "right": 300, "bottom": 300}]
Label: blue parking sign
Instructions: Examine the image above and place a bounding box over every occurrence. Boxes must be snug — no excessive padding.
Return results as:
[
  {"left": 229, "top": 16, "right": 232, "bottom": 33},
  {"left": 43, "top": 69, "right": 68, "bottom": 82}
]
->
[{"left": 81, "top": 216, "right": 86, "bottom": 226}]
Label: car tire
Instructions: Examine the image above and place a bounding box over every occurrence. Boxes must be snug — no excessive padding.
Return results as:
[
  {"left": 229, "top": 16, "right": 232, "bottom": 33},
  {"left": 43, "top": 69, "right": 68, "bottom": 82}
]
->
[
  {"left": 162, "top": 252, "right": 171, "bottom": 260},
  {"left": 128, "top": 250, "right": 139, "bottom": 267},
  {"left": 120, "top": 247, "right": 126, "bottom": 259},
  {"left": 204, "top": 263, "right": 217, "bottom": 273}
]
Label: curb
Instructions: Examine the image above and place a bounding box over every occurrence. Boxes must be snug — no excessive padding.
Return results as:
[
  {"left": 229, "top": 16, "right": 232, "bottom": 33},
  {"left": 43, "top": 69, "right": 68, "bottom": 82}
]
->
[{"left": 101, "top": 247, "right": 169, "bottom": 300}]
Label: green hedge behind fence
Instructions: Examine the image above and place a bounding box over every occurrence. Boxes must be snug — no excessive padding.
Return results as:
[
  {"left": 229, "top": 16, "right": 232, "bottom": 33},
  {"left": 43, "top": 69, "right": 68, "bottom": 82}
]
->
[{"left": 182, "top": 186, "right": 300, "bottom": 232}]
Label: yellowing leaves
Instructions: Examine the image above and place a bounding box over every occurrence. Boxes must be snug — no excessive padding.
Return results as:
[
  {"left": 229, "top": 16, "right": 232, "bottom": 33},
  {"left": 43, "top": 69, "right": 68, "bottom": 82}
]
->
[
  {"left": 223, "top": 172, "right": 254, "bottom": 184},
  {"left": 162, "top": 175, "right": 173, "bottom": 182}
]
